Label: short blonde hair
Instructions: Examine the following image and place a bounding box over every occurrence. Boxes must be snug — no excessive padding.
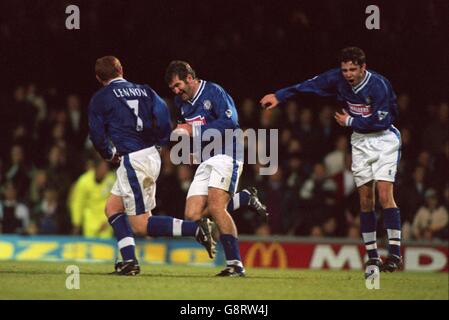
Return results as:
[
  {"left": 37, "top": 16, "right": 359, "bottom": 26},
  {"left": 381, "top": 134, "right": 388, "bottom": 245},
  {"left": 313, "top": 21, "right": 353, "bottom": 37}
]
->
[{"left": 95, "top": 56, "right": 123, "bottom": 81}]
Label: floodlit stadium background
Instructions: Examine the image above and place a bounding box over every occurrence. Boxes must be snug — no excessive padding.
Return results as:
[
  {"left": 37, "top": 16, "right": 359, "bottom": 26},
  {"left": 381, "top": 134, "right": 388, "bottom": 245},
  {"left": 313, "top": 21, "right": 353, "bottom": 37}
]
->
[{"left": 0, "top": 1, "right": 447, "bottom": 273}]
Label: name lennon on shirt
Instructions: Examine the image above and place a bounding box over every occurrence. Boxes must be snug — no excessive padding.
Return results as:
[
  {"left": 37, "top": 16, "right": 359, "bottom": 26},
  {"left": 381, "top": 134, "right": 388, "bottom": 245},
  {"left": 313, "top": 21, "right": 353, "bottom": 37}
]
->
[{"left": 112, "top": 88, "right": 148, "bottom": 98}]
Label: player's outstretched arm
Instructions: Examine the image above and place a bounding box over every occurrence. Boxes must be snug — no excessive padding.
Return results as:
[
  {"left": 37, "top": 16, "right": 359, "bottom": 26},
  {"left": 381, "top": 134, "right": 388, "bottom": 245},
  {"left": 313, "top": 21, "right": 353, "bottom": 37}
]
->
[{"left": 260, "top": 94, "right": 279, "bottom": 110}]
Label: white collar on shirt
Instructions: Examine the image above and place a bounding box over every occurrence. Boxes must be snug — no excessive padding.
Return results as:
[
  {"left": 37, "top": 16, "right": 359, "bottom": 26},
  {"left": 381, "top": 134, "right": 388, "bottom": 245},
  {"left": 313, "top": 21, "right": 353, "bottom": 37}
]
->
[
  {"left": 188, "top": 80, "right": 206, "bottom": 105},
  {"left": 352, "top": 71, "right": 372, "bottom": 94},
  {"left": 106, "top": 77, "right": 126, "bottom": 85}
]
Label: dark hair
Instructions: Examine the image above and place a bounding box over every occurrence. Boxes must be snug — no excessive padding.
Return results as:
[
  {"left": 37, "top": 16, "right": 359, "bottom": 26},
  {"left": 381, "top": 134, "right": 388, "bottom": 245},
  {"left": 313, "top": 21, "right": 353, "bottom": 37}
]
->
[
  {"left": 339, "top": 47, "right": 366, "bottom": 66},
  {"left": 164, "top": 60, "right": 196, "bottom": 83},
  {"left": 95, "top": 56, "right": 123, "bottom": 81}
]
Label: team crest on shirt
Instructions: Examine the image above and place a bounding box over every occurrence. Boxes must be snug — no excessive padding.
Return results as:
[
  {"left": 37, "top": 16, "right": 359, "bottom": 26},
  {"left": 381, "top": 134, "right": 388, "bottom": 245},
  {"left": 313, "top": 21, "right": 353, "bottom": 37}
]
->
[
  {"left": 377, "top": 111, "right": 388, "bottom": 120},
  {"left": 203, "top": 100, "right": 212, "bottom": 110},
  {"left": 366, "top": 96, "right": 372, "bottom": 104}
]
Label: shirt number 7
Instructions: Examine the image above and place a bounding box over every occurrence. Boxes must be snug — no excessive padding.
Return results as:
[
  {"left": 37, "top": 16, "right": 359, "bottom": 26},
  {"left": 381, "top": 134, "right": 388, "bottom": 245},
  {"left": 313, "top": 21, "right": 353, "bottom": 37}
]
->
[{"left": 126, "top": 100, "right": 143, "bottom": 132}]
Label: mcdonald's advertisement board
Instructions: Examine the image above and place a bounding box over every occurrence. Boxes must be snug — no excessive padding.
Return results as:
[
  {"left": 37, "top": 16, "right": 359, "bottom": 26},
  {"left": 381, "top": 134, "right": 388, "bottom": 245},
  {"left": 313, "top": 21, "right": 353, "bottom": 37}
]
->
[{"left": 239, "top": 241, "right": 448, "bottom": 272}]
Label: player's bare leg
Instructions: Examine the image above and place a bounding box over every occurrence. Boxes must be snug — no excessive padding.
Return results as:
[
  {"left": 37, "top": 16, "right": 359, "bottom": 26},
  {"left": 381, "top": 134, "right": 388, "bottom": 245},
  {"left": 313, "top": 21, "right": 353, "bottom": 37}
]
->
[
  {"left": 207, "top": 188, "right": 236, "bottom": 236},
  {"left": 184, "top": 195, "right": 217, "bottom": 258},
  {"left": 358, "top": 181, "right": 375, "bottom": 212},
  {"left": 208, "top": 187, "right": 245, "bottom": 277},
  {"left": 105, "top": 194, "right": 126, "bottom": 218},
  {"left": 185, "top": 195, "right": 208, "bottom": 221},
  {"left": 377, "top": 181, "right": 402, "bottom": 272},
  {"left": 377, "top": 181, "right": 397, "bottom": 209},
  {"left": 128, "top": 212, "right": 151, "bottom": 236}
]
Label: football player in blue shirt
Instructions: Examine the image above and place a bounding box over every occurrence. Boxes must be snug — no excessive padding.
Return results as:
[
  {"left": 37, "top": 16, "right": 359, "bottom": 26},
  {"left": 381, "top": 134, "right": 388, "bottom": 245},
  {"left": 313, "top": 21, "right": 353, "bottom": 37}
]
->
[
  {"left": 261, "top": 47, "right": 402, "bottom": 275},
  {"left": 88, "top": 56, "right": 216, "bottom": 275},
  {"left": 165, "top": 61, "right": 252, "bottom": 276}
]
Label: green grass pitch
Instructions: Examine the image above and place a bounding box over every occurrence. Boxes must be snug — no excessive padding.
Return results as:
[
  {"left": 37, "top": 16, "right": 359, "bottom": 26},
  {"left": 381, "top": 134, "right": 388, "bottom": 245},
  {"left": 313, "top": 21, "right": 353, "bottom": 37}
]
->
[{"left": 0, "top": 261, "right": 447, "bottom": 300}]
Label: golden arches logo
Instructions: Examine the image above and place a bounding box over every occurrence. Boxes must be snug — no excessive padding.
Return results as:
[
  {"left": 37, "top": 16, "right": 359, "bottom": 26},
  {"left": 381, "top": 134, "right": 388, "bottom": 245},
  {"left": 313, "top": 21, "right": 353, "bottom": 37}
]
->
[{"left": 245, "top": 242, "right": 288, "bottom": 268}]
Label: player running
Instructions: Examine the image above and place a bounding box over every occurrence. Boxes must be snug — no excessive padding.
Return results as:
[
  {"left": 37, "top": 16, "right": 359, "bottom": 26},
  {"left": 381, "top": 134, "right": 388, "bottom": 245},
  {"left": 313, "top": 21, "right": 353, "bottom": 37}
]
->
[
  {"left": 261, "top": 47, "right": 403, "bottom": 276},
  {"left": 88, "top": 56, "right": 216, "bottom": 275},
  {"left": 165, "top": 61, "right": 258, "bottom": 276}
]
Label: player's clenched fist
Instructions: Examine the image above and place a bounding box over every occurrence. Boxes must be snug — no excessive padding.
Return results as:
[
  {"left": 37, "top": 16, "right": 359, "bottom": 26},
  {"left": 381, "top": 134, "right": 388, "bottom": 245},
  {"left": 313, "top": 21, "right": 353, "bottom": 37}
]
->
[{"left": 260, "top": 94, "right": 279, "bottom": 110}]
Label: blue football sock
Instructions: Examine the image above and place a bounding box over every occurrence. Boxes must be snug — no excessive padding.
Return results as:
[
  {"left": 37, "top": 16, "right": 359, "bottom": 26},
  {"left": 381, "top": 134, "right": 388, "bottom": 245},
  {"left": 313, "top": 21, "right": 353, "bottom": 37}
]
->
[
  {"left": 383, "top": 207, "right": 402, "bottom": 257},
  {"left": 108, "top": 212, "right": 136, "bottom": 262},
  {"left": 360, "top": 211, "right": 379, "bottom": 259},
  {"left": 220, "top": 234, "right": 244, "bottom": 272},
  {"left": 147, "top": 216, "right": 198, "bottom": 237},
  {"left": 227, "top": 190, "right": 251, "bottom": 212}
]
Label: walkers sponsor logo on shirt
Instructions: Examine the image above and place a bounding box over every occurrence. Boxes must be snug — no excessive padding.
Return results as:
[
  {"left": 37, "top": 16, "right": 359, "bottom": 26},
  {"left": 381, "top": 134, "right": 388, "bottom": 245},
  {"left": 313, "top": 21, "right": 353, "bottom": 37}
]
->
[
  {"left": 185, "top": 115, "right": 206, "bottom": 126},
  {"left": 346, "top": 101, "right": 372, "bottom": 117}
]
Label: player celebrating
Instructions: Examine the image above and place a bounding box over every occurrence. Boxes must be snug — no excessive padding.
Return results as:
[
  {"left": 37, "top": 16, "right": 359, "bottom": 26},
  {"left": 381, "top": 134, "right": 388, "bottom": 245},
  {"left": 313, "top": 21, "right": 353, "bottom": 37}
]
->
[
  {"left": 88, "top": 56, "right": 216, "bottom": 275},
  {"left": 165, "top": 61, "right": 250, "bottom": 276},
  {"left": 260, "top": 47, "right": 403, "bottom": 274}
]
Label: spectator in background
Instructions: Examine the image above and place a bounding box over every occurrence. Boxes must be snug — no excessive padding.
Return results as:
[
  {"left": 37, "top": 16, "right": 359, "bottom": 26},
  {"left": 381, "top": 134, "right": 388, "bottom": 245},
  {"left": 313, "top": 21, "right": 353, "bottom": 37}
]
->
[
  {"left": 421, "top": 102, "right": 449, "bottom": 155},
  {"left": 66, "top": 94, "right": 86, "bottom": 148},
  {"left": 69, "top": 157, "right": 114, "bottom": 238},
  {"left": 299, "top": 163, "right": 338, "bottom": 236},
  {"left": 397, "top": 127, "right": 418, "bottom": 178},
  {"left": 332, "top": 152, "right": 357, "bottom": 236},
  {"left": 28, "top": 169, "right": 48, "bottom": 208},
  {"left": 284, "top": 101, "right": 300, "bottom": 133},
  {"left": 295, "top": 108, "right": 319, "bottom": 162},
  {"left": 321, "top": 216, "right": 338, "bottom": 237},
  {"left": 10, "top": 86, "right": 37, "bottom": 139},
  {"left": 0, "top": 182, "right": 33, "bottom": 234},
  {"left": 395, "top": 93, "right": 414, "bottom": 129},
  {"left": 443, "top": 183, "right": 449, "bottom": 213},
  {"left": 45, "top": 144, "right": 73, "bottom": 201},
  {"left": 259, "top": 108, "right": 279, "bottom": 129},
  {"left": 239, "top": 98, "right": 259, "bottom": 129},
  {"left": 154, "top": 150, "right": 179, "bottom": 217},
  {"left": 433, "top": 140, "right": 449, "bottom": 191},
  {"left": 33, "top": 188, "right": 66, "bottom": 234},
  {"left": 286, "top": 138, "right": 309, "bottom": 170},
  {"left": 50, "top": 121, "right": 67, "bottom": 149},
  {"left": 155, "top": 164, "right": 192, "bottom": 220},
  {"left": 260, "top": 168, "right": 288, "bottom": 235},
  {"left": 0, "top": 159, "right": 3, "bottom": 187},
  {"left": 10, "top": 124, "right": 33, "bottom": 154},
  {"left": 346, "top": 215, "right": 361, "bottom": 240},
  {"left": 324, "top": 134, "right": 348, "bottom": 177},
  {"left": 25, "top": 83, "right": 47, "bottom": 126},
  {"left": 412, "top": 189, "right": 448, "bottom": 241},
  {"left": 316, "top": 105, "right": 343, "bottom": 159},
  {"left": 285, "top": 151, "right": 307, "bottom": 190},
  {"left": 279, "top": 129, "right": 293, "bottom": 161},
  {"left": 4, "top": 144, "right": 31, "bottom": 200},
  {"left": 342, "top": 153, "right": 357, "bottom": 201},
  {"left": 398, "top": 166, "right": 427, "bottom": 225}
]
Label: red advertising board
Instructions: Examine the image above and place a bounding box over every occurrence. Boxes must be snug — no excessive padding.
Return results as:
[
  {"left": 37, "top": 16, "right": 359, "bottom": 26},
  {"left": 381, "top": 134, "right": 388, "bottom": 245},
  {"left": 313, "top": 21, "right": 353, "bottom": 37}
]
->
[{"left": 239, "top": 241, "right": 448, "bottom": 272}]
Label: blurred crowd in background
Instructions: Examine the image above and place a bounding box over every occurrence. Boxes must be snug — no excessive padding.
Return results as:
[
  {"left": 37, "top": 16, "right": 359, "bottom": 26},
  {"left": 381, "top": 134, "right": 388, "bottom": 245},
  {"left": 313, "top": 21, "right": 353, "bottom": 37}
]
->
[
  {"left": 0, "top": 1, "right": 447, "bottom": 240},
  {"left": 0, "top": 84, "right": 447, "bottom": 241}
]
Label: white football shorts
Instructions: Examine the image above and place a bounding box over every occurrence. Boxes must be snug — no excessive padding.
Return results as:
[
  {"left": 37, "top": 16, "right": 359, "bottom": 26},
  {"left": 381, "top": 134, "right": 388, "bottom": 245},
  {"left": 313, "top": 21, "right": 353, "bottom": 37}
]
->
[
  {"left": 351, "top": 126, "right": 401, "bottom": 187},
  {"left": 111, "top": 146, "right": 161, "bottom": 215},
  {"left": 187, "top": 154, "right": 243, "bottom": 198}
]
